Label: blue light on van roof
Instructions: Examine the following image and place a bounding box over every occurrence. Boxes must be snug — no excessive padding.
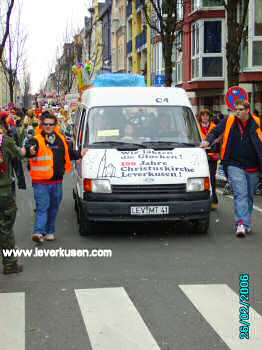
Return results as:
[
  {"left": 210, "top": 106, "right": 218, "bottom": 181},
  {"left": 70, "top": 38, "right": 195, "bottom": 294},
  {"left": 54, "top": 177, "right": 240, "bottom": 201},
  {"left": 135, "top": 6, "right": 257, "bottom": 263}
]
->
[{"left": 93, "top": 73, "right": 146, "bottom": 87}]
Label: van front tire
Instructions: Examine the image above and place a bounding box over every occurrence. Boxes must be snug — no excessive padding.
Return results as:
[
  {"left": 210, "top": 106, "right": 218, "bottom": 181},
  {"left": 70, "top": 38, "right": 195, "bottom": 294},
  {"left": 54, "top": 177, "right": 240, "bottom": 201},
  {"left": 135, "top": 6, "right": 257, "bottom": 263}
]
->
[{"left": 75, "top": 199, "right": 95, "bottom": 236}]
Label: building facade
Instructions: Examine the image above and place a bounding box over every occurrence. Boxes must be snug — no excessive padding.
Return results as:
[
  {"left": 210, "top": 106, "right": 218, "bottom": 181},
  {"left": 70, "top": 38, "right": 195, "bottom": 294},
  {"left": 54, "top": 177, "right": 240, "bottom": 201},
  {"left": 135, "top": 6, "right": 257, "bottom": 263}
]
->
[
  {"left": 100, "top": 0, "right": 112, "bottom": 71},
  {"left": 176, "top": 0, "right": 262, "bottom": 114},
  {"left": 126, "top": 0, "right": 152, "bottom": 86},
  {"left": 239, "top": 0, "right": 262, "bottom": 112},
  {"left": 180, "top": 0, "right": 226, "bottom": 113},
  {"left": 0, "top": 65, "right": 9, "bottom": 108},
  {"left": 111, "top": 0, "right": 127, "bottom": 73}
]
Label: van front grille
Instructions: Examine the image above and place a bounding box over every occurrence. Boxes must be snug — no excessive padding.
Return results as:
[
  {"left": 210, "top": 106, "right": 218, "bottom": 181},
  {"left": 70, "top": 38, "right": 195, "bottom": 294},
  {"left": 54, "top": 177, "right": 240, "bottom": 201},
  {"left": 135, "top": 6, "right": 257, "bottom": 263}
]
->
[{"left": 111, "top": 184, "right": 186, "bottom": 194}]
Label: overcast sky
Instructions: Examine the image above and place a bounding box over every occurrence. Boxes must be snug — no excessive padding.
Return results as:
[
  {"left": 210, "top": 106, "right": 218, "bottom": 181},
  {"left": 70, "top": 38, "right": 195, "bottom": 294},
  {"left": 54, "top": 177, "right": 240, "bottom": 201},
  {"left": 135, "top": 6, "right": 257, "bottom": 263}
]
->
[{"left": 20, "top": 0, "right": 89, "bottom": 93}]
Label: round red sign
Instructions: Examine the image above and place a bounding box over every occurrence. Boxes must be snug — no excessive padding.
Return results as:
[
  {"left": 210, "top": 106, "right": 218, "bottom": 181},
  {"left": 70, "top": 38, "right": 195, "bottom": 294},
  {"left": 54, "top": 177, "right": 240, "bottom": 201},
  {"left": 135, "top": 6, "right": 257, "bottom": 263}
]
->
[{"left": 225, "top": 86, "right": 248, "bottom": 110}]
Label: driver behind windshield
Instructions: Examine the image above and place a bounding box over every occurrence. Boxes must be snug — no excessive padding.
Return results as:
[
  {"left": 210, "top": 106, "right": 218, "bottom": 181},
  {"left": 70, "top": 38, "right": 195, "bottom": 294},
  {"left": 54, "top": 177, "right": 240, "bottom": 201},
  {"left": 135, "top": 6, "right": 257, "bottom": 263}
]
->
[
  {"left": 122, "top": 123, "right": 136, "bottom": 141},
  {"left": 155, "top": 113, "right": 173, "bottom": 138}
]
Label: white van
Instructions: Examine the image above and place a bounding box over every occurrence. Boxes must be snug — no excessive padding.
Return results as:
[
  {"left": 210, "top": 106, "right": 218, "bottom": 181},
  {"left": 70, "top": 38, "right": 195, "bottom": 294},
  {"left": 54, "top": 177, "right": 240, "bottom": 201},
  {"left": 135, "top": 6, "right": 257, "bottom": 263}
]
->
[{"left": 72, "top": 87, "right": 211, "bottom": 235}]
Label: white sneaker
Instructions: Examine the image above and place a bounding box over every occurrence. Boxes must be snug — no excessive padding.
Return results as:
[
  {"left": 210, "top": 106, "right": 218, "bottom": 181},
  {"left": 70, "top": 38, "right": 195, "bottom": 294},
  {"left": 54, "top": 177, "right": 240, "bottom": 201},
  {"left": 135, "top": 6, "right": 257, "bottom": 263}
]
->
[
  {"left": 236, "top": 224, "right": 246, "bottom": 238},
  {"left": 32, "top": 234, "right": 44, "bottom": 243},
  {"left": 44, "top": 234, "right": 55, "bottom": 241}
]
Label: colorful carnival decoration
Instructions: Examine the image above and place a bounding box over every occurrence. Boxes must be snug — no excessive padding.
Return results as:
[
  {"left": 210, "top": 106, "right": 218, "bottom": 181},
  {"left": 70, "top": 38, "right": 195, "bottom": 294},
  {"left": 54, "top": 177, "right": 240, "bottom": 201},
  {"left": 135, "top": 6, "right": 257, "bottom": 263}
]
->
[
  {"left": 93, "top": 73, "right": 146, "bottom": 87},
  {"left": 72, "top": 63, "right": 86, "bottom": 91},
  {"left": 84, "top": 60, "right": 93, "bottom": 75},
  {"left": 71, "top": 61, "right": 94, "bottom": 93}
]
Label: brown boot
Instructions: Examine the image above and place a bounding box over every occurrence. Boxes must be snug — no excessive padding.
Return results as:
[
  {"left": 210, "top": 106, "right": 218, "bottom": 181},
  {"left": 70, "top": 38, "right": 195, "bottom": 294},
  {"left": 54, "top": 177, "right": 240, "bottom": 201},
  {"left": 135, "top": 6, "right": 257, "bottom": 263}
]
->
[{"left": 3, "top": 263, "right": 23, "bottom": 275}]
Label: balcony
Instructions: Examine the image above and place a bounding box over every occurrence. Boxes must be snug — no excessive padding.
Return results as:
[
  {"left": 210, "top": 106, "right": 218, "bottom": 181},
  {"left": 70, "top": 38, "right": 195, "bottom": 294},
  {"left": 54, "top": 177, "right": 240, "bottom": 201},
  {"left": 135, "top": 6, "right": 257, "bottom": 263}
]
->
[
  {"left": 136, "top": 31, "right": 147, "bottom": 50},
  {"left": 126, "top": 1, "right": 132, "bottom": 18},
  {"left": 127, "top": 40, "right": 132, "bottom": 54}
]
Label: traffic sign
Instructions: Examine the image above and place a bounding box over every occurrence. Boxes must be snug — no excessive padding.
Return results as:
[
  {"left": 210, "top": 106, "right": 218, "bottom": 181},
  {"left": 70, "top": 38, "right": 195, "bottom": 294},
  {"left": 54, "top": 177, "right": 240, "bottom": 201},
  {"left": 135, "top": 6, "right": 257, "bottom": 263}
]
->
[
  {"left": 154, "top": 74, "right": 165, "bottom": 87},
  {"left": 225, "top": 86, "right": 248, "bottom": 110}
]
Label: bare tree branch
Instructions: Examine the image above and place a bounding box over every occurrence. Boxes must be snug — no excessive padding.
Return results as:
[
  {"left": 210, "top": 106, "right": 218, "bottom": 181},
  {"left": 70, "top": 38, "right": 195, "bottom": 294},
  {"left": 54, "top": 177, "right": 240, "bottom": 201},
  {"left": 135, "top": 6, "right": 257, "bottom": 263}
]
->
[
  {"left": 141, "top": 0, "right": 181, "bottom": 86},
  {"left": 0, "top": 2, "right": 28, "bottom": 103},
  {"left": 0, "top": 0, "right": 15, "bottom": 60}
]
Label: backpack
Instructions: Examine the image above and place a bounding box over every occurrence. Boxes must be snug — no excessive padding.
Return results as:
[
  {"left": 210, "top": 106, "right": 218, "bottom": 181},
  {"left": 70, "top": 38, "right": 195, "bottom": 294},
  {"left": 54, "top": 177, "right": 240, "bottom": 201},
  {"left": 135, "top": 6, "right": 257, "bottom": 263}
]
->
[{"left": 0, "top": 134, "right": 8, "bottom": 175}]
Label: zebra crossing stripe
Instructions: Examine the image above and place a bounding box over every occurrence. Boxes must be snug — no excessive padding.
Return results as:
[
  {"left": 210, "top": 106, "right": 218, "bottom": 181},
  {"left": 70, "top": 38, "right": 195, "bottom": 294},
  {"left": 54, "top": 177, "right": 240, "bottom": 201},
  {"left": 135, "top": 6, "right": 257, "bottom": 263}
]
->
[
  {"left": 179, "top": 284, "right": 262, "bottom": 349},
  {"left": 0, "top": 292, "right": 25, "bottom": 350},
  {"left": 75, "top": 287, "right": 160, "bottom": 350}
]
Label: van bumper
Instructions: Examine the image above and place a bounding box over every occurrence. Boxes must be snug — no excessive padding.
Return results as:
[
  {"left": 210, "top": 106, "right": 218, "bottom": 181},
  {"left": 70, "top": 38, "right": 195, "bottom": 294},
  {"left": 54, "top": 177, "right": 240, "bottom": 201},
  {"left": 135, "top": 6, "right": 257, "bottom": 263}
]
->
[{"left": 79, "top": 197, "right": 211, "bottom": 223}]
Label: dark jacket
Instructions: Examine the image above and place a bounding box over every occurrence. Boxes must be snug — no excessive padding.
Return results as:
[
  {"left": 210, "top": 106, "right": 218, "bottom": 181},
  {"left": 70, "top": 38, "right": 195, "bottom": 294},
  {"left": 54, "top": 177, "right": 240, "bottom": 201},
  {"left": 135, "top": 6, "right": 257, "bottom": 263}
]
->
[
  {"left": 0, "top": 134, "right": 23, "bottom": 194},
  {"left": 7, "top": 127, "right": 26, "bottom": 190},
  {"left": 206, "top": 115, "right": 262, "bottom": 171}
]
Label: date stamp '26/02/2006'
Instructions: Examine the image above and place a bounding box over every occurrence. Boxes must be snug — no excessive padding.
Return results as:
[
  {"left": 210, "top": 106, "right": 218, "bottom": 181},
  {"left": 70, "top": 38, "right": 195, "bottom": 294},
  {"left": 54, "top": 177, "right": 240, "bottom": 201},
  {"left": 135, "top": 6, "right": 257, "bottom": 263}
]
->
[{"left": 239, "top": 273, "right": 251, "bottom": 340}]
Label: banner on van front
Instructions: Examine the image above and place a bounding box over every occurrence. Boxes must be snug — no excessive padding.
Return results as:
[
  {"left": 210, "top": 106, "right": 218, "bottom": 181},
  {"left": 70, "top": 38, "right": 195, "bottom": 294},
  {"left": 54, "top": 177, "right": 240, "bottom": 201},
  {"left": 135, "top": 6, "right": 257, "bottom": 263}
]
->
[{"left": 82, "top": 148, "right": 208, "bottom": 185}]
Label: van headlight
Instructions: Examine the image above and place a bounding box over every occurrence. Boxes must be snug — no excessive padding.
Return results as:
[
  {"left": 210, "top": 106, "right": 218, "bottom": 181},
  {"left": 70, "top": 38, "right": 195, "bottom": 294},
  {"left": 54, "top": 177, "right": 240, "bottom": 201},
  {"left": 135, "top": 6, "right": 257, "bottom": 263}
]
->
[
  {"left": 83, "top": 179, "right": 112, "bottom": 193},
  {"left": 186, "top": 177, "right": 210, "bottom": 192}
]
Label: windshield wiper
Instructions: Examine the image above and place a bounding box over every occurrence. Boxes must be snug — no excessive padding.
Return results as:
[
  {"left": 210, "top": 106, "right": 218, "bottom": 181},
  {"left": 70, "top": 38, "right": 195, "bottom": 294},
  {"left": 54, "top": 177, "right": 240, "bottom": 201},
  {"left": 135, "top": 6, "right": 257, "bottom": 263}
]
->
[
  {"left": 141, "top": 141, "right": 197, "bottom": 149},
  {"left": 142, "top": 141, "right": 197, "bottom": 149},
  {"left": 91, "top": 141, "right": 147, "bottom": 149}
]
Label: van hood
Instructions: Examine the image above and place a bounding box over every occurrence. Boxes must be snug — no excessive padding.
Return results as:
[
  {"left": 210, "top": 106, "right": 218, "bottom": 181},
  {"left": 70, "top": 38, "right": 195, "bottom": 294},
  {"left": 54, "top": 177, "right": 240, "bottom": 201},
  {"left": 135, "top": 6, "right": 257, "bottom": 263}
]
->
[{"left": 81, "top": 148, "right": 209, "bottom": 185}]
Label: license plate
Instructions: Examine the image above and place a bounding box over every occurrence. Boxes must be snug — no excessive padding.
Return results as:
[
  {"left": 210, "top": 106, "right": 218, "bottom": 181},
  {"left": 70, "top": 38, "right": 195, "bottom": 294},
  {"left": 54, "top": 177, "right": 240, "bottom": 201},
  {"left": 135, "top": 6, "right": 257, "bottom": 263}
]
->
[{"left": 130, "top": 206, "right": 169, "bottom": 216}]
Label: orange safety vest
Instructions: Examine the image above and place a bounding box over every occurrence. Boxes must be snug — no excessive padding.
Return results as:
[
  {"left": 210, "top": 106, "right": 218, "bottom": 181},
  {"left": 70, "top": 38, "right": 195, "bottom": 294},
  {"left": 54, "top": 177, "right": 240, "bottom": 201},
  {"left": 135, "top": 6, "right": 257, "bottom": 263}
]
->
[
  {"left": 30, "top": 128, "right": 72, "bottom": 181},
  {"left": 199, "top": 122, "right": 217, "bottom": 140},
  {"left": 221, "top": 114, "right": 262, "bottom": 160},
  {"left": 199, "top": 121, "right": 219, "bottom": 159}
]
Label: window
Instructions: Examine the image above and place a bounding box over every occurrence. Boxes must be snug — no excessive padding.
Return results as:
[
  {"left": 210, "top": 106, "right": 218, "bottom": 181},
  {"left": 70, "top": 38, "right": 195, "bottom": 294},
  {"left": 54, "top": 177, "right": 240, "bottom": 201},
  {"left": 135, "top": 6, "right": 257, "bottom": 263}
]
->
[
  {"left": 202, "top": 57, "right": 223, "bottom": 77},
  {"left": 240, "top": 0, "right": 249, "bottom": 69},
  {"left": 204, "top": 21, "right": 221, "bottom": 53},
  {"left": 253, "top": 0, "right": 262, "bottom": 66},
  {"left": 177, "top": 2, "right": 184, "bottom": 21},
  {"left": 192, "top": 0, "right": 223, "bottom": 11},
  {"left": 192, "top": 23, "right": 200, "bottom": 78},
  {"left": 173, "top": 31, "right": 183, "bottom": 84},
  {"left": 254, "top": 0, "right": 262, "bottom": 36},
  {"left": 253, "top": 42, "right": 262, "bottom": 66},
  {"left": 73, "top": 107, "right": 82, "bottom": 140},
  {"left": 77, "top": 109, "right": 86, "bottom": 149},
  {"left": 192, "top": 0, "right": 200, "bottom": 11},
  {"left": 191, "top": 20, "right": 223, "bottom": 79},
  {"left": 203, "top": 21, "right": 223, "bottom": 77},
  {"left": 202, "top": 0, "right": 223, "bottom": 6}
]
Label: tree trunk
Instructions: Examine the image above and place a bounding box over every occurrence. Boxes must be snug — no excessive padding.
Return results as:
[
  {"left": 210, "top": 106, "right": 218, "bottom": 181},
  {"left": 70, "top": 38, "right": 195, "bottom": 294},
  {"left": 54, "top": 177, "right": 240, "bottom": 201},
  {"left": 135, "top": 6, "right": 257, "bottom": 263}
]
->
[
  {"left": 226, "top": 42, "right": 241, "bottom": 87},
  {"left": 163, "top": 37, "right": 173, "bottom": 87},
  {"left": 9, "top": 82, "right": 14, "bottom": 103},
  {"left": 225, "top": 0, "right": 249, "bottom": 87}
]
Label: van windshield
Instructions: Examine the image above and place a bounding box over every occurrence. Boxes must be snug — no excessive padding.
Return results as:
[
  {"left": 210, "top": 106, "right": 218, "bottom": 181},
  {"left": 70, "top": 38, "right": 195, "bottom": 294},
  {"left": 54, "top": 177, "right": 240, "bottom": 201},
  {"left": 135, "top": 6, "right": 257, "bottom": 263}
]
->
[{"left": 86, "top": 106, "right": 201, "bottom": 146}]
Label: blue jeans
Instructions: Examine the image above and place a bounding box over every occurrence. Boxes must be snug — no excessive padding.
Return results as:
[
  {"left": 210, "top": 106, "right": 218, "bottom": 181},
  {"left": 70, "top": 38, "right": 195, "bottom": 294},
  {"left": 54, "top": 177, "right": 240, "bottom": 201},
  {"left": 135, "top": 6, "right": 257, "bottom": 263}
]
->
[
  {"left": 227, "top": 166, "right": 259, "bottom": 229},
  {"left": 33, "top": 183, "right": 63, "bottom": 235}
]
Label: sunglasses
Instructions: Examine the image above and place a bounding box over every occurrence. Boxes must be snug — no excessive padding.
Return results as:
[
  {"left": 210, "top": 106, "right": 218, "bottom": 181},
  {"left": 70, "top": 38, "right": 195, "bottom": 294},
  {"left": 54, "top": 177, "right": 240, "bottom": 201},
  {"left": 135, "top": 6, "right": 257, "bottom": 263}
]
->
[
  {"left": 236, "top": 108, "right": 246, "bottom": 111},
  {"left": 43, "top": 122, "right": 56, "bottom": 126}
]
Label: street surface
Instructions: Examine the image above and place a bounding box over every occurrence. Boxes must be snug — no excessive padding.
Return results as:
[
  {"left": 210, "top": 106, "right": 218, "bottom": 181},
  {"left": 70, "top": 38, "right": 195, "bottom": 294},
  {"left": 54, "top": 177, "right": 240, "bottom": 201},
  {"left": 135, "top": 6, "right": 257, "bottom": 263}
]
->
[{"left": 1, "top": 174, "right": 262, "bottom": 350}]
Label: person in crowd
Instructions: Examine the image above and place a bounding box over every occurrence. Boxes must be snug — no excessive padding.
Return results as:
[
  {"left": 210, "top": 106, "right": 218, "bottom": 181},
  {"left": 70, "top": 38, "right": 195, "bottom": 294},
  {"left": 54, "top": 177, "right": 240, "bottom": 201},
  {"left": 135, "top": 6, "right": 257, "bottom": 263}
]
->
[
  {"left": 0, "top": 114, "right": 25, "bottom": 274},
  {"left": 58, "top": 108, "right": 72, "bottom": 138},
  {"left": 13, "top": 109, "right": 26, "bottom": 146},
  {"left": 201, "top": 100, "right": 262, "bottom": 237},
  {"left": 23, "top": 109, "right": 39, "bottom": 129},
  {"left": 198, "top": 109, "right": 220, "bottom": 210},
  {"left": 25, "top": 112, "right": 87, "bottom": 242},
  {"left": 0, "top": 112, "right": 26, "bottom": 194}
]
